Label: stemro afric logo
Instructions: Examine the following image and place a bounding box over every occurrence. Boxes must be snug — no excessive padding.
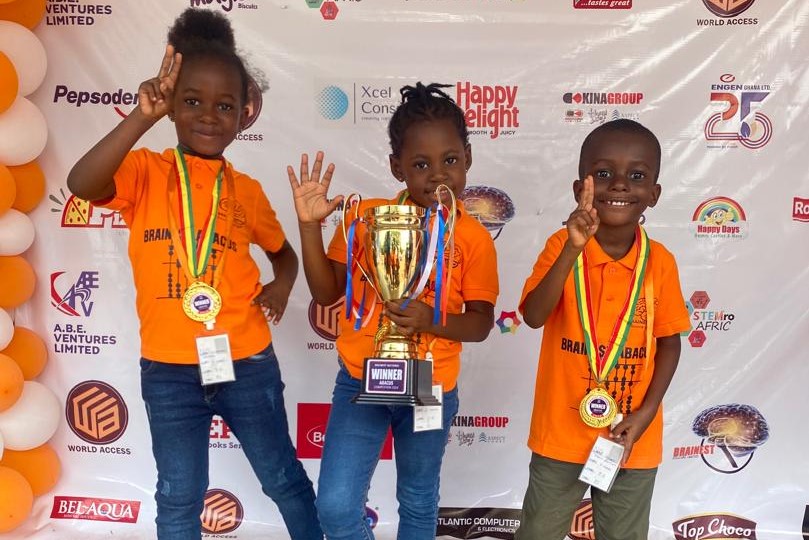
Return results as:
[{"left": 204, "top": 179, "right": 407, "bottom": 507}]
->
[
  {"left": 200, "top": 489, "right": 244, "bottom": 534},
  {"left": 691, "top": 197, "right": 747, "bottom": 239},
  {"left": 456, "top": 82, "right": 520, "bottom": 139},
  {"left": 684, "top": 290, "right": 736, "bottom": 348},
  {"left": 459, "top": 186, "right": 516, "bottom": 240},
  {"left": 705, "top": 74, "right": 772, "bottom": 149},
  {"left": 673, "top": 513, "right": 757, "bottom": 540},
  {"left": 50, "top": 189, "right": 125, "bottom": 229},
  {"left": 51, "top": 271, "right": 100, "bottom": 317},
  {"left": 66, "top": 381, "right": 129, "bottom": 445},
  {"left": 688, "top": 403, "right": 770, "bottom": 474},
  {"left": 317, "top": 86, "right": 350, "bottom": 120}
]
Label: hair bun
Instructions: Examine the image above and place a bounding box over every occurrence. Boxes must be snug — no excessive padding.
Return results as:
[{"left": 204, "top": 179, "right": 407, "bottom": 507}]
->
[{"left": 168, "top": 8, "right": 236, "bottom": 53}]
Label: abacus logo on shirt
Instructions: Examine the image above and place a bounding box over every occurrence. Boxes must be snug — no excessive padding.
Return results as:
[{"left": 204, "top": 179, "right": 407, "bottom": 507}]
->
[
  {"left": 65, "top": 380, "right": 131, "bottom": 455},
  {"left": 45, "top": 0, "right": 113, "bottom": 26},
  {"left": 201, "top": 489, "right": 243, "bottom": 535},
  {"left": 456, "top": 82, "right": 520, "bottom": 139}
]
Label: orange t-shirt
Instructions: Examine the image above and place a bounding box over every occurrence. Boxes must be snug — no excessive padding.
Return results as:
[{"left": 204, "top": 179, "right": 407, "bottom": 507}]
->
[
  {"left": 327, "top": 192, "right": 499, "bottom": 391},
  {"left": 99, "top": 148, "right": 287, "bottom": 363},
  {"left": 519, "top": 228, "right": 690, "bottom": 468}
]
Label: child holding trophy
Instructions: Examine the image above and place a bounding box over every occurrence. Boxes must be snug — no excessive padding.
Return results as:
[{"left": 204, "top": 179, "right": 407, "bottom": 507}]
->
[
  {"left": 67, "top": 9, "right": 321, "bottom": 539},
  {"left": 514, "top": 120, "right": 690, "bottom": 540},
  {"left": 288, "top": 82, "right": 499, "bottom": 539}
]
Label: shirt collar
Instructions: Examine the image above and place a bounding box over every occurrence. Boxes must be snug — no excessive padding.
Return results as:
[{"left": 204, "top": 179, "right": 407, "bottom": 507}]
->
[
  {"left": 583, "top": 232, "right": 640, "bottom": 270},
  {"left": 160, "top": 148, "right": 229, "bottom": 174}
]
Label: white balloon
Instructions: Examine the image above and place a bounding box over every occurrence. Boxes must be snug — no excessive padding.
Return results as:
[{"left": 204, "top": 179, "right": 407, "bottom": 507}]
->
[
  {"left": 0, "top": 307, "right": 12, "bottom": 350},
  {"left": 0, "top": 429, "right": 4, "bottom": 460},
  {"left": 0, "top": 209, "right": 34, "bottom": 255},
  {"left": 0, "top": 381, "right": 61, "bottom": 451},
  {"left": 0, "top": 96, "right": 47, "bottom": 166},
  {"left": 0, "top": 21, "right": 47, "bottom": 96}
]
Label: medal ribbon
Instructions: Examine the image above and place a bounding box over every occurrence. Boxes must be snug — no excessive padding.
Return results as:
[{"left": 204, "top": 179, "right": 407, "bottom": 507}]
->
[{"left": 573, "top": 226, "right": 649, "bottom": 384}]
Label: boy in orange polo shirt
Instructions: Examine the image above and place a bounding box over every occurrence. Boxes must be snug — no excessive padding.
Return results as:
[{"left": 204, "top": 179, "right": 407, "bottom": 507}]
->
[{"left": 515, "top": 119, "right": 690, "bottom": 540}]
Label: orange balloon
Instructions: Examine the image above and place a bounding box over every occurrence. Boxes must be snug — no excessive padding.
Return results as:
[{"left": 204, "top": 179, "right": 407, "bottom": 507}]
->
[
  {"left": 0, "top": 52, "right": 17, "bottom": 114},
  {"left": 0, "top": 353, "right": 23, "bottom": 412},
  {"left": 9, "top": 161, "right": 44, "bottom": 213},
  {"left": 0, "top": 443, "right": 60, "bottom": 496},
  {"left": 0, "top": 466, "right": 33, "bottom": 533},
  {"left": 0, "top": 257, "right": 35, "bottom": 309},
  {"left": 1, "top": 327, "right": 46, "bottom": 380},
  {"left": 0, "top": 0, "right": 46, "bottom": 29},
  {"left": 0, "top": 164, "right": 15, "bottom": 215}
]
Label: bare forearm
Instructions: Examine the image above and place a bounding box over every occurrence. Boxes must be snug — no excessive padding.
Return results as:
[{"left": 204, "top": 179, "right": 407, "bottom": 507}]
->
[
  {"left": 522, "top": 241, "right": 581, "bottom": 328},
  {"left": 67, "top": 109, "right": 158, "bottom": 201},
  {"left": 424, "top": 307, "right": 493, "bottom": 343},
  {"left": 298, "top": 222, "right": 344, "bottom": 304},
  {"left": 266, "top": 241, "right": 298, "bottom": 294},
  {"left": 638, "top": 334, "right": 681, "bottom": 414}
]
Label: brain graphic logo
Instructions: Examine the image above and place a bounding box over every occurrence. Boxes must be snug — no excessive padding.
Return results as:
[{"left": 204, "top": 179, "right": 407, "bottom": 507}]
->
[
  {"left": 201, "top": 489, "right": 244, "bottom": 534},
  {"left": 692, "top": 403, "right": 770, "bottom": 473},
  {"left": 66, "top": 381, "right": 128, "bottom": 444},
  {"left": 317, "top": 86, "right": 349, "bottom": 120}
]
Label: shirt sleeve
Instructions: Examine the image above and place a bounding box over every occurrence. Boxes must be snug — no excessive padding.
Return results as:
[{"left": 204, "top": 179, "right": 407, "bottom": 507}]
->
[
  {"left": 96, "top": 149, "right": 148, "bottom": 217},
  {"left": 460, "top": 225, "right": 499, "bottom": 305},
  {"left": 518, "top": 230, "right": 565, "bottom": 315},
  {"left": 250, "top": 182, "right": 286, "bottom": 253}
]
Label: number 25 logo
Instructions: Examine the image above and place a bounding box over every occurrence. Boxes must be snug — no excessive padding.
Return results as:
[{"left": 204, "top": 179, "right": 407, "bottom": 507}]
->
[{"left": 704, "top": 91, "right": 772, "bottom": 149}]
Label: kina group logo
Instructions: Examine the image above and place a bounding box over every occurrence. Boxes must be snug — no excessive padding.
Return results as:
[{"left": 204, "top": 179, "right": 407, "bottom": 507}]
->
[
  {"left": 66, "top": 380, "right": 129, "bottom": 445},
  {"left": 50, "top": 188, "right": 125, "bottom": 228},
  {"left": 705, "top": 74, "right": 772, "bottom": 149},
  {"left": 201, "top": 489, "right": 243, "bottom": 534},
  {"left": 691, "top": 197, "right": 747, "bottom": 239}
]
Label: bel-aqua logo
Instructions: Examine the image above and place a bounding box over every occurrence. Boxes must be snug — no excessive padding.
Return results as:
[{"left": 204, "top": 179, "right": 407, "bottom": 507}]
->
[{"left": 691, "top": 197, "right": 747, "bottom": 239}]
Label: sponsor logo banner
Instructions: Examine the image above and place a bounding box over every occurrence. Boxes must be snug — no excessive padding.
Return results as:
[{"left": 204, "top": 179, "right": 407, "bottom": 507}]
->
[
  {"left": 50, "top": 496, "right": 140, "bottom": 523},
  {"left": 673, "top": 513, "right": 757, "bottom": 540}
]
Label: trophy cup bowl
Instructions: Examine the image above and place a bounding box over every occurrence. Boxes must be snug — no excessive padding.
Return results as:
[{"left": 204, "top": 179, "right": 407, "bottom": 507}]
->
[{"left": 351, "top": 204, "right": 440, "bottom": 406}]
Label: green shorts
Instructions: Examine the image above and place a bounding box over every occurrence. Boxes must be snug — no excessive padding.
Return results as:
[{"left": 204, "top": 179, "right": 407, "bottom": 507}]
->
[{"left": 514, "top": 453, "right": 658, "bottom": 540}]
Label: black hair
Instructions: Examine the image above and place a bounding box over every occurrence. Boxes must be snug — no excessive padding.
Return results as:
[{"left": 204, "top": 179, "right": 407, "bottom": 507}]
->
[
  {"left": 167, "top": 8, "right": 249, "bottom": 104},
  {"left": 388, "top": 82, "right": 469, "bottom": 157},
  {"left": 578, "top": 119, "right": 662, "bottom": 181}
]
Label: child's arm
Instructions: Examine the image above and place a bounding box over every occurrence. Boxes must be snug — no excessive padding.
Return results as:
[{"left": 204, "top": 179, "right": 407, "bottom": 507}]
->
[
  {"left": 67, "top": 46, "right": 182, "bottom": 201},
  {"left": 522, "top": 175, "right": 600, "bottom": 328},
  {"left": 287, "top": 152, "right": 346, "bottom": 305},
  {"left": 252, "top": 240, "right": 298, "bottom": 325},
  {"left": 609, "top": 333, "right": 681, "bottom": 465},
  {"left": 385, "top": 299, "right": 494, "bottom": 343}
]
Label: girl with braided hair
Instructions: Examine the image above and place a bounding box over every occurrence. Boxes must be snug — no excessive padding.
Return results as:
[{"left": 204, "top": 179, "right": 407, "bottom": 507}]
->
[{"left": 288, "top": 82, "right": 500, "bottom": 539}]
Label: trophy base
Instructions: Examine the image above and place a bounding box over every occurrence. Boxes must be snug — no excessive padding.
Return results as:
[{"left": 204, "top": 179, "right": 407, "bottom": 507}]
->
[{"left": 352, "top": 357, "right": 440, "bottom": 407}]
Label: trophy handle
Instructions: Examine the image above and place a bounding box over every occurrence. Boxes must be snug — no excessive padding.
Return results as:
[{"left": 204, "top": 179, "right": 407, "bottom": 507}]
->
[{"left": 341, "top": 193, "right": 380, "bottom": 301}]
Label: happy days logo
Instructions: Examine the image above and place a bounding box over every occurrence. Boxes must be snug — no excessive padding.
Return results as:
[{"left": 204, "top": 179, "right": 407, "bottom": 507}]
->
[{"left": 692, "top": 197, "right": 747, "bottom": 239}]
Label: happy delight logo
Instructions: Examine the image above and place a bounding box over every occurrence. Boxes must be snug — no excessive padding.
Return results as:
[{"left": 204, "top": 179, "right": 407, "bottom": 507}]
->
[
  {"left": 684, "top": 290, "right": 736, "bottom": 348},
  {"left": 673, "top": 513, "right": 757, "bottom": 540},
  {"left": 66, "top": 381, "right": 132, "bottom": 455},
  {"left": 51, "top": 496, "right": 141, "bottom": 523},
  {"left": 705, "top": 74, "right": 772, "bottom": 149},
  {"left": 456, "top": 82, "right": 520, "bottom": 139},
  {"left": 458, "top": 186, "right": 515, "bottom": 240},
  {"left": 697, "top": 0, "right": 758, "bottom": 26},
  {"left": 201, "top": 489, "right": 243, "bottom": 535},
  {"left": 674, "top": 403, "right": 770, "bottom": 474},
  {"left": 50, "top": 188, "right": 126, "bottom": 228},
  {"left": 307, "top": 297, "right": 343, "bottom": 349},
  {"left": 692, "top": 197, "right": 747, "bottom": 239}
]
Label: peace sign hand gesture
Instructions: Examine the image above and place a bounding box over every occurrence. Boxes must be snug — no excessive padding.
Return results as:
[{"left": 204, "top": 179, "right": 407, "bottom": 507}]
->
[
  {"left": 287, "top": 151, "right": 344, "bottom": 224},
  {"left": 567, "top": 175, "right": 600, "bottom": 250},
  {"left": 137, "top": 45, "right": 182, "bottom": 120}
]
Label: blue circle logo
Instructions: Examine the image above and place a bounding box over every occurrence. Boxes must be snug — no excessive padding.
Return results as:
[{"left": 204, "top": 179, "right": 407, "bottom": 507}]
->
[{"left": 318, "top": 86, "right": 349, "bottom": 120}]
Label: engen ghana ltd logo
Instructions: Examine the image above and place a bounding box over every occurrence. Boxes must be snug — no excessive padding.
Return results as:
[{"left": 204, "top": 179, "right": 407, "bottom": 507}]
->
[
  {"left": 307, "top": 297, "right": 343, "bottom": 349},
  {"left": 793, "top": 197, "right": 809, "bottom": 222},
  {"left": 45, "top": 0, "right": 113, "bottom": 26},
  {"left": 692, "top": 197, "right": 747, "bottom": 239},
  {"left": 673, "top": 403, "right": 770, "bottom": 474},
  {"left": 683, "top": 290, "right": 736, "bottom": 348},
  {"left": 50, "top": 188, "right": 125, "bottom": 228},
  {"left": 201, "top": 489, "right": 244, "bottom": 535},
  {"left": 705, "top": 74, "right": 772, "bottom": 149},
  {"left": 459, "top": 185, "right": 515, "bottom": 240},
  {"left": 574, "top": 0, "right": 631, "bottom": 9},
  {"left": 456, "top": 82, "right": 520, "bottom": 139},
  {"left": 562, "top": 90, "right": 643, "bottom": 125},
  {"left": 673, "top": 513, "right": 757, "bottom": 540},
  {"left": 65, "top": 381, "right": 130, "bottom": 450},
  {"left": 697, "top": 0, "right": 758, "bottom": 26},
  {"left": 50, "top": 496, "right": 140, "bottom": 523}
]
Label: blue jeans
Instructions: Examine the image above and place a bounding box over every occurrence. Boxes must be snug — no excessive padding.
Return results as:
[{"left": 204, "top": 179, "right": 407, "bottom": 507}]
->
[
  {"left": 140, "top": 344, "right": 322, "bottom": 540},
  {"left": 316, "top": 366, "right": 459, "bottom": 540}
]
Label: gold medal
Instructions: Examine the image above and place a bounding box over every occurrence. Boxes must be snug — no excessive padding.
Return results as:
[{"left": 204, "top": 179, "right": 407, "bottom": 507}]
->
[
  {"left": 182, "top": 282, "right": 222, "bottom": 323},
  {"left": 579, "top": 387, "right": 618, "bottom": 428}
]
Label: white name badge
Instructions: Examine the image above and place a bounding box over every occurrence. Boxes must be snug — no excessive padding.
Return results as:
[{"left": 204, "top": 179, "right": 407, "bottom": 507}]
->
[
  {"left": 196, "top": 333, "right": 235, "bottom": 386},
  {"left": 578, "top": 436, "right": 625, "bottom": 492},
  {"left": 413, "top": 384, "right": 443, "bottom": 432}
]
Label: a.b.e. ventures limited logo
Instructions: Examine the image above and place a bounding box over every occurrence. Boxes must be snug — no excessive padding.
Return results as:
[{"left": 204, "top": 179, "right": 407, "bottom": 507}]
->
[
  {"left": 673, "top": 403, "right": 770, "bottom": 473},
  {"left": 50, "top": 188, "right": 125, "bottom": 228},
  {"left": 50, "top": 496, "right": 140, "bottom": 524},
  {"left": 51, "top": 270, "right": 118, "bottom": 355},
  {"left": 456, "top": 82, "right": 520, "bottom": 139},
  {"left": 458, "top": 185, "right": 515, "bottom": 241},
  {"left": 697, "top": 0, "right": 757, "bottom": 26},
  {"left": 45, "top": 0, "right": 113, "bottom": 26},
  {"left": 307, "top": 297, "right": 343, "bottom": 350},
  {"left": 66, "top": 380, "right": 131, "bottom": 455},
  {"left": 573, "top": 0, "right": 631, "bottom": 9},
  {"left": 793, "top": 197, "right": 809, "bottom": 222},
  {"left": 673, "top": 513, "right": 757, "bottom": 540},
  {"left": 201, "top": 489, "right": 244, "bottom": 535},
  {"left": 705, "top": 74, "right": 772, "bottom": 149},
  {"left": 683, "top": 290, "right": 737, "bottom": 348},
  {"left": 691, "top": 197, "right": 747, "bottom": 239}
]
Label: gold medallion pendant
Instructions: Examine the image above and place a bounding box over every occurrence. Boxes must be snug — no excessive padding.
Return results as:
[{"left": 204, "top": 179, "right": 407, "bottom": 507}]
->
[
  {"left": 182, "top": 282, "right": 222, "bottom": 323},
  {"left": 579, "top": 387, "right": 618, "bottom": 428}
]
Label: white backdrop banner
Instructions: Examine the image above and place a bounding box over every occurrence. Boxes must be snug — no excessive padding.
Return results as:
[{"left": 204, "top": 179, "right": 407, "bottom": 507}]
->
[{"left": 5, "top": 0, "right": 809, "bottom": 538}]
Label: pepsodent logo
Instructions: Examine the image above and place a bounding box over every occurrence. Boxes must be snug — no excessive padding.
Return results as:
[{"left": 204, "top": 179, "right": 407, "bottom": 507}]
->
[
  {"left": 50, "top": 188, "right": 125, "bottom": 229},
  {"left": 307, "top": 297, "right": 344, "bottom": 349},
  {"left": 691, "top": 197, "right": 747, "bottom": 239},
  {"left": 201, "top": 489, "right": 244, "bottom": 535},
  {"left": 66, "top": 380, "right": 129, "bottom": 445},
  {"left": 673, "top": 513, "right": 757, "bottom": 540},
  {"left": 684, "top": 290, "right": 736, "bottom": 348},
  {"left": 705, "top": 74, "right": 772, "bottom": 149},
  {"left": 50, "top": 496, "right": 140, "bottom": 523},
  {"left": 458, "top": 185, "right": 515, "bottom": 240},
  {"left": 456, "top": 82, "right": 520, "bottom": 139},
  {"left": 45, "top": 1, "right": 113, "bottom": 26},
  {"left": 675, "top": 403, "right": 770, "bottom": 474},
  {"left": 53, "top": 85, "right": 139, "bottom": 118},
  {"left": 574, "top": 0, "right": 631, "bottom": 9},
  {"left": 698, "top": 0, "right": 758, "bottom": 26}
]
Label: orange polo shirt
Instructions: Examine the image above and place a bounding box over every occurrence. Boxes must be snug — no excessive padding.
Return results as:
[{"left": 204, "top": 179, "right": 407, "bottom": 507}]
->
[
  {"left": 519, "top": 228, "right": 690, "bottom": 468},
  {"left": 99, "top": 148, "right": 287, "bottom": 363},
  {"left": 327, "top": 192, "right": 499, "bottom": 391}
]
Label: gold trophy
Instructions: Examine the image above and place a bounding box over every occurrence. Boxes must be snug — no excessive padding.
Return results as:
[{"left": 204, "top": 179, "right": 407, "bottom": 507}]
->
[{"left": 344, "top": 188, "right": 455, "bottom": 406}]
